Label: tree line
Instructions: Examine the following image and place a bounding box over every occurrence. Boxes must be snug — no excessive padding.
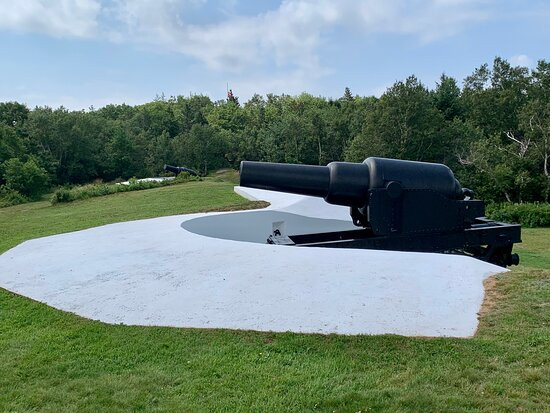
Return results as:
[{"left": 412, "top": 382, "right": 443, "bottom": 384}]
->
[{"left": 0, "top": 57, "right": 548, "bottom": 204}]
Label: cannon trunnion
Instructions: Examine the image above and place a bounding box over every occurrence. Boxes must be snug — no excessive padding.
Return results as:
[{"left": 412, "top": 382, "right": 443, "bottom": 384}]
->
[{"left": 240, "top": 157, "right": 521, "bottom": 267}]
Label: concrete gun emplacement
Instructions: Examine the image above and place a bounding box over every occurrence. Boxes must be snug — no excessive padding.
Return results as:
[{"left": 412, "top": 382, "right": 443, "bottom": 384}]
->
[{"left": 240, "top": 157, "right": 521, "bottom": 267}]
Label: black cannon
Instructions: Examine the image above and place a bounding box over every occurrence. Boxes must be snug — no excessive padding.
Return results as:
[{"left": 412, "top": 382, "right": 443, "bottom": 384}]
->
[
  {"left": 163, "top": 164, "right": 198, "bottom": 177},
  {"left": 240, "top": 157, "right": 521, "bottom": 267}
]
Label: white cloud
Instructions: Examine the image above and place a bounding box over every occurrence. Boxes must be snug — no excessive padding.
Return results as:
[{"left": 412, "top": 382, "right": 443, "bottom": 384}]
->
[
  {"left": 105, "top": 0, "right": 491, "bottom": 73},
  {"left": 509, "top": 54, "right": 534, "bottom": 68},
  {"left": 0, "top": 0, "right": 491, "bottom": 73},
  {"left": 0, "top": 0, "right": 101, "bottom": 38}
]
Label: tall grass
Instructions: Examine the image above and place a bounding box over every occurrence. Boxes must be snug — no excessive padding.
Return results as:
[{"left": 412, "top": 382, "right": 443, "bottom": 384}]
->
[{"left": 51, "top": 174, "right": 199, "bottom": 204}]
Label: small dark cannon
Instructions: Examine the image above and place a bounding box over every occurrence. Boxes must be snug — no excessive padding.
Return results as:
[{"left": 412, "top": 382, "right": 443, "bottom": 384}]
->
[
  {"left": 240, "top": 157, "right": 521, "bottom": 267},
  {"left": 163, "top": 164, "right": 198, "bottom": 177}
]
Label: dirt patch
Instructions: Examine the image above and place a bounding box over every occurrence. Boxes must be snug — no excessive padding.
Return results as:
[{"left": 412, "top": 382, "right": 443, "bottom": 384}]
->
[
  {"left": 479, "top": 275, "right": 501, "bottom": 318},
  {"left": 202, "top": 201, "right": 269, "bottom": 213}
]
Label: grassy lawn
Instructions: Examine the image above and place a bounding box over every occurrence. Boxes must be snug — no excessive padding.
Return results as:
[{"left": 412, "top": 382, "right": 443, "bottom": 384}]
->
[{"left": 0, "top": 183, "right": 548, "bottom": 412}]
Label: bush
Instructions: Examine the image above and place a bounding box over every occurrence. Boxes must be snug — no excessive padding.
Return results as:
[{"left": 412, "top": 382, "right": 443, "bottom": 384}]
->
[
  {"left": 0, "top": 186, "right": 28, "bottom": 207},
  {"left": 486, "top": 202, "right": 550, "bottom": 228},
  {"left": 51, "top": 173, "right": 199, "bottom": 204},
  {"left": 2, "top": 157, "right": 49, "bottom": 200}
]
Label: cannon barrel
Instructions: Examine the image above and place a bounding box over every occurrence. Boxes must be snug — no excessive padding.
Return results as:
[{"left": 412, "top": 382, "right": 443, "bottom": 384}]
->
[
  {"left": 163, "top": 164, "right": 198, "bottom": 176},
  {"left": 240, "top": 157, "right": 465, "bottom": 207}
]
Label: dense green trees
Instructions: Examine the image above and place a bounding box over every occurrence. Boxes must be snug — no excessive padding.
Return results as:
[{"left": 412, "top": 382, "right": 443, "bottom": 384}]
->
[
  {"left": 0, "top": 57, "right": 548, "bottom": 204},
  {"left": 2, "top": 157, "right": 49, "bottom": 199},
  {"left": 0, "top": 124, "right": 25, "bottom": 162},
  {"left": 456, "top": 59, "right": 549, "bottom": 202},
  {"left": 346, "top": 76, "right": 446, "bottom": 162}
]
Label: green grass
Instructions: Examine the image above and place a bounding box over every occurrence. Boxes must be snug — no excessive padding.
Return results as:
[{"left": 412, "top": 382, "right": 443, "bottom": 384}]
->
[
  {"left": 514, "top": 228, "right": 550, "bottom": 269},
  {"left": 0, "top": 183, "right": 549, "bottom": 412}
]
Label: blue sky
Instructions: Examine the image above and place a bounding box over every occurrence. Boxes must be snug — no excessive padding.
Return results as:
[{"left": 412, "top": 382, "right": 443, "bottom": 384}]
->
[{"left": 0, "top": 0, "right": 548, "bottom": 110}]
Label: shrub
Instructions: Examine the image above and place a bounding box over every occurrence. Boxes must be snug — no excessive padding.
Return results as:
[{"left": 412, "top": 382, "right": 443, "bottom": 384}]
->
[
  {"left": 2, "top": 157, "right": 49, "bottom": 200},
  {"left": 50, "top": 187, "right": 76, "bottom": 203},
  {"left": 51, "top": 173, "right": 199, "bottom": 204},
  {"left": 0, "top": 186, "right": 28, "bottom": 207},
  {"left": 486, "top": 202, "right": 550, "bottom": 228}
]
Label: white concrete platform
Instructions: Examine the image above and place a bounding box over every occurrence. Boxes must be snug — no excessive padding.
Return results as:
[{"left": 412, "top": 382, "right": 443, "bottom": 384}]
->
[
  {"left": 118, "top": 177, "right": 174, "bottom": 185},
  {"left": 0, "top": 187, "right": 505, "bottom": 337}
]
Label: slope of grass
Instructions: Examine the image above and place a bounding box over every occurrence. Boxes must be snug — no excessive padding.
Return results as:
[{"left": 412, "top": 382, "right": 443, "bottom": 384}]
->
[{"left": 0, "top": 183, "right": 548, "bottom": 412}]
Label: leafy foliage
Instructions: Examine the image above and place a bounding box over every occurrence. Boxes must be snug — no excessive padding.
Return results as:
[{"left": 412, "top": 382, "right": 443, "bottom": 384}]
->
[
  {"left": 2, "top": 157, "right": 49, "bottom": 199},
  {"left": 0, "top": 124, "right": 25, "bottom": 166},
  {"left": 486, "top": 202, "right": 550, "bottom": 227},
  {"left": 0, "top": 186, "right": 28, "bottom": 207},
  {"left": 346, "top": 76, "right": 446, "bottom": 162}
]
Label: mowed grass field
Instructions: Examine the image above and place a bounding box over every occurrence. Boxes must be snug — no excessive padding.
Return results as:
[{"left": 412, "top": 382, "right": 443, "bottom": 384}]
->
[{"left": 0, "top": 180, "right": 548, "bottom": 412}]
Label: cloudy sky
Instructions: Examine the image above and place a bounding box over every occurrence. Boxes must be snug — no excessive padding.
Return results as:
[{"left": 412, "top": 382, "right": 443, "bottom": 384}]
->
[{"left": 0, "top": 0, "right": 548, "bottom": 109}]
